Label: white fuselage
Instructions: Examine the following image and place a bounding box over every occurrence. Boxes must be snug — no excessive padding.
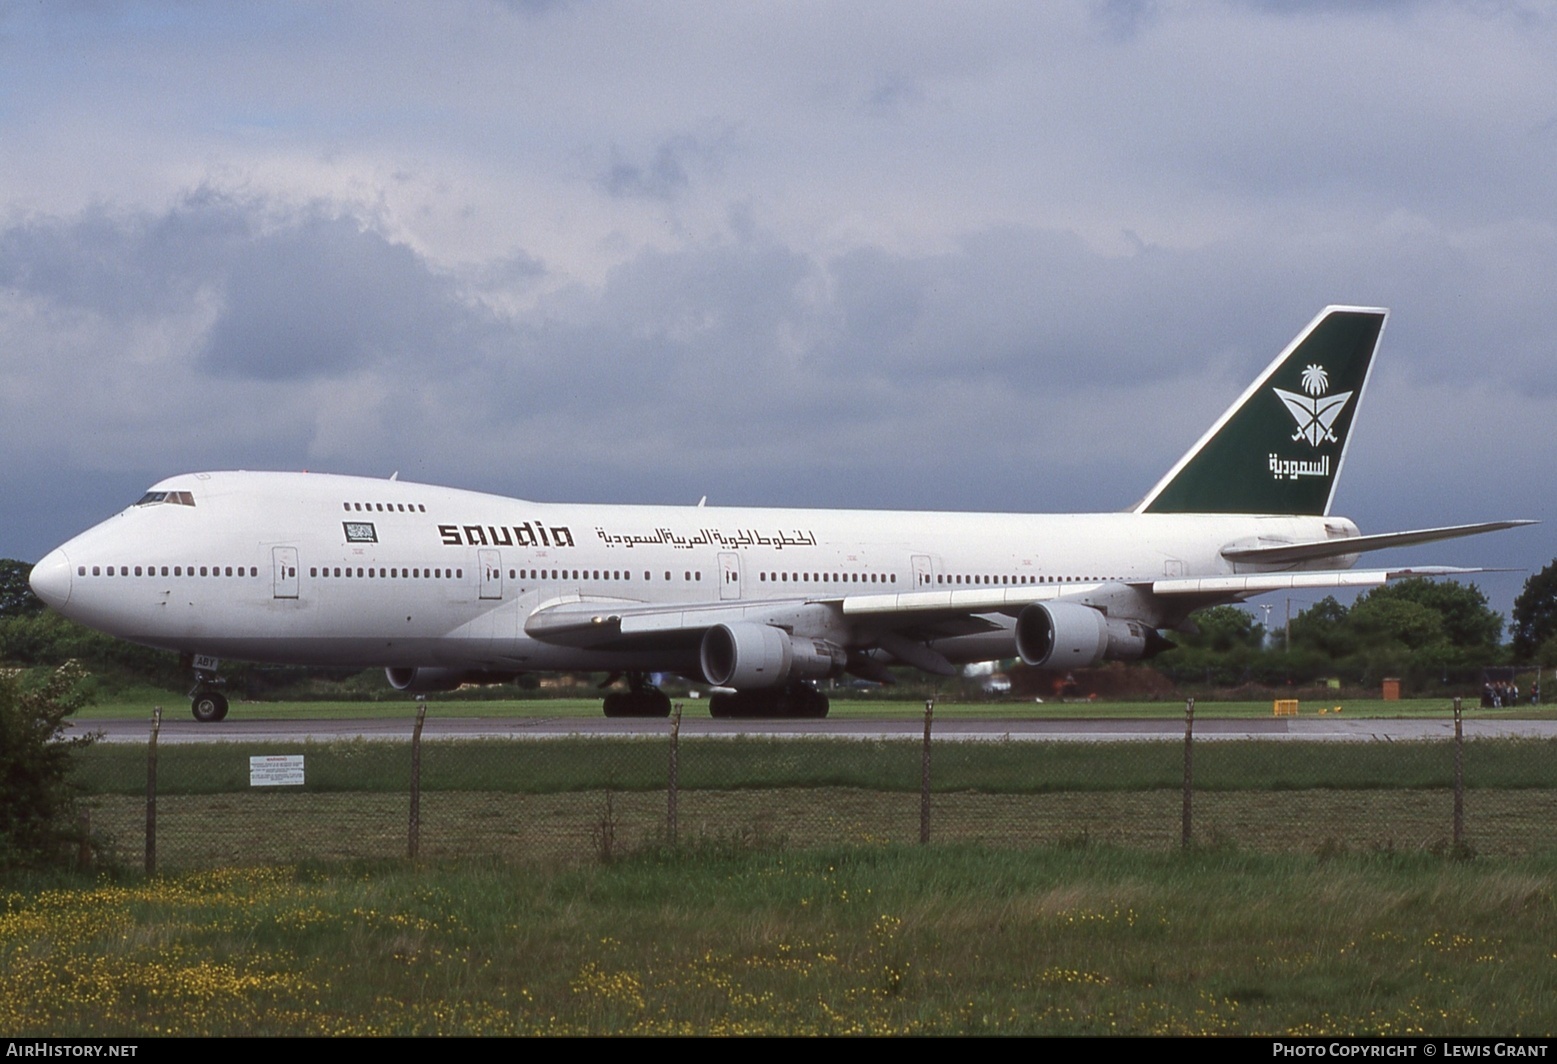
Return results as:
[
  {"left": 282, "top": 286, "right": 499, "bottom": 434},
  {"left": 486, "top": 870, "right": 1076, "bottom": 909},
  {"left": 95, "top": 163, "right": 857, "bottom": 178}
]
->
[{"left": 30, "top": 470, "right": 1349, "bottom": 674}]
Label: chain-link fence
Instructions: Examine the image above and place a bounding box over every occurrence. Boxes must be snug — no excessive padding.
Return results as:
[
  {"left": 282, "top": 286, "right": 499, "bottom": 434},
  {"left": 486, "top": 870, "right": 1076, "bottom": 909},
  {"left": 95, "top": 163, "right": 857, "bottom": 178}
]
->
[{"left": 69, "top": 700, "right": 1557, "bottom": 872}]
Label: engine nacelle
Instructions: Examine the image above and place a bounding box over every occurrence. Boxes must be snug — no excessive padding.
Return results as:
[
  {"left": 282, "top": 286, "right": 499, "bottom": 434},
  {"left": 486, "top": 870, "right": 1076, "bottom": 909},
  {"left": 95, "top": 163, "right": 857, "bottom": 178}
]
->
[
  {"left": 699, "top": 623, "right": 846, "bottom": 689},
  {"left": 385, "top": 667, "right": 521, "bottom": 693},
  {"left": 1014, "top": 602, "right": 1154, "bottom": 668}
]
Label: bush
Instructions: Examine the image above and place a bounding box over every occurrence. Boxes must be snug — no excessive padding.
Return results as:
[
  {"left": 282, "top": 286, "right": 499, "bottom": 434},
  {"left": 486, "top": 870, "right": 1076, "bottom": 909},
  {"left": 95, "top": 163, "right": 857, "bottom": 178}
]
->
[{"left": 0, "top": 662, "right": 99, "bottom": 869}]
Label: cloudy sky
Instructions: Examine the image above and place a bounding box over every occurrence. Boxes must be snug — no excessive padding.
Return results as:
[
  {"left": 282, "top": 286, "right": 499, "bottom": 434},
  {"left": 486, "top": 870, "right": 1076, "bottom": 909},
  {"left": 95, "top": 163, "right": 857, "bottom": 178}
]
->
[{"left": 2, "top": 0, "right": 1553, "bottom": 620}]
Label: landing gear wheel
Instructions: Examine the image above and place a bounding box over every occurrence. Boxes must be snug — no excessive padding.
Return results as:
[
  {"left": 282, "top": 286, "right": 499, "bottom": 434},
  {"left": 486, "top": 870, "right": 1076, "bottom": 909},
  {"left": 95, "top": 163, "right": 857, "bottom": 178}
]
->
[
  {"left": 709, "top": 691, "right": 754, "bottom": 718},
  {"left": 191, "top": 691, "right": 229, "bottom": 723},
  {"left": 796, "top": 688, "right": 829, "bottom": 719},
  {"left": 639, "top": 687, "right": 672, "bottom": 718},
  {"left": 710, "top": 688, "right": 827, "bottom": 719},
  {"left": 773, "top": 687, "right": 824, "bottom": 718},
  {"left": 603, "top": 687, "right": 673, "bottom": 718}
]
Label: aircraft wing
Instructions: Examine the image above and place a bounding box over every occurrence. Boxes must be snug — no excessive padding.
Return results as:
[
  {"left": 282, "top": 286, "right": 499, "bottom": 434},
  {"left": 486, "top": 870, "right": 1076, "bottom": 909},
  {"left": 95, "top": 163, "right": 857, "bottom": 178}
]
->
[
  {"left": 522, "top": 565, "right": 1486, "bottom": 651},
  {"left": 835, "top": 566, "right": 1486, "bottom": 620}
]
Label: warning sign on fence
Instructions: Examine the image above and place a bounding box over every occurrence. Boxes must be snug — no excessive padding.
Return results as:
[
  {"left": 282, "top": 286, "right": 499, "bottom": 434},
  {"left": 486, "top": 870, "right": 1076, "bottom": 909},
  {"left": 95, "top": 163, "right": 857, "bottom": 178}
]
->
[{"left": 250, "top": 755, "right": 305, "bottom": 787}]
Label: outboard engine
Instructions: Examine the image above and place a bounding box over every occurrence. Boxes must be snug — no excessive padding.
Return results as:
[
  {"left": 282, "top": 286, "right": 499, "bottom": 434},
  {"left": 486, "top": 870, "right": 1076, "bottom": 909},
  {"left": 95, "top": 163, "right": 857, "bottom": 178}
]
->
[{"left": 1013, "top": 601, "right": 1157, "bottom": 668}]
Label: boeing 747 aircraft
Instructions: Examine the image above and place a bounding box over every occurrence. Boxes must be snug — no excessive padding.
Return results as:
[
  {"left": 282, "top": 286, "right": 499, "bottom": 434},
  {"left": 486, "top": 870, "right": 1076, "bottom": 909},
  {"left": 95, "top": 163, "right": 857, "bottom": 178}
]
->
[{"left": 28, "top": 307, "right": 1532, "bottom": 721}]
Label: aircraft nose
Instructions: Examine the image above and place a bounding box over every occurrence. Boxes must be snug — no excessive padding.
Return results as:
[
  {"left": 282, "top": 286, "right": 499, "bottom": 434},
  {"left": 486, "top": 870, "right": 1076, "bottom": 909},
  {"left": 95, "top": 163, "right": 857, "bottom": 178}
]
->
[{"left": 29, "top": 548, "right": 72, "bottom": 610}]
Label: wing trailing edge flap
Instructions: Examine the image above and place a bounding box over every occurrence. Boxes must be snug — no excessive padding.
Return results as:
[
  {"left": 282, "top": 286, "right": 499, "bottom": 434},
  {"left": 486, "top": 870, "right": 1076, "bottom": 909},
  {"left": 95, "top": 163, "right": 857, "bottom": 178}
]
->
[
  {"left": 839, "top": 567, "right": 1487, "bottom": 620},
  {"left": 1151, "top": 566, "right": 1483, "bottom": 598},
  {"left": 1219, "top": 520, "right": 1535, "bottom": 565}
]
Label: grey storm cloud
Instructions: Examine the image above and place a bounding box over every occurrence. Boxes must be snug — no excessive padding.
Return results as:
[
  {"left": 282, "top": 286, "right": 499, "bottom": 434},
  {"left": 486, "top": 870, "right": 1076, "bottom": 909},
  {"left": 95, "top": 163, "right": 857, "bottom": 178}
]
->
[
  {"left": 0, "top": 194, "right": 246, "bottom": 317},
  {"left": 598, "top": 132, "right": 732, "bottom": 202},
  {"left": 200, "top": 214, "right": 482, "bottom": 381},
  {"left": 10, "top": 194, "right": 1557, "bottom": 453}
]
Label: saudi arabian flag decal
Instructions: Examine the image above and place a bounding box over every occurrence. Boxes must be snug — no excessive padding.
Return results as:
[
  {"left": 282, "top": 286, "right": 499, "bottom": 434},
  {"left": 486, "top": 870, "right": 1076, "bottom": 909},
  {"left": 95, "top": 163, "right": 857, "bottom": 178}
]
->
[{"left": 1273, "top": 364, "right": 1353, "bottom": 447}]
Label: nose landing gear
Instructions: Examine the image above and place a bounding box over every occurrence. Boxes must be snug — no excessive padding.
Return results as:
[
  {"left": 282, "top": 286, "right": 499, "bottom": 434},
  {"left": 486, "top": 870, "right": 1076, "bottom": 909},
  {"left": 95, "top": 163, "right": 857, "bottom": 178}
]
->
[
  {"left": 190, "top": 688, "right": 229, "bottom": 723},
  {"left": 184, "top": 654, "right": 230, "bottom": 722}
]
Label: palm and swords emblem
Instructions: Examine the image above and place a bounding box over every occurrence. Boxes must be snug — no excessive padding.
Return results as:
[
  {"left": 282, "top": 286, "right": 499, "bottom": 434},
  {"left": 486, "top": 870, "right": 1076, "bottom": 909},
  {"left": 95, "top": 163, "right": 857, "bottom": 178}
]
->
[{"left": 1273, "top": 364, "right": 1352, "bottom": 447}]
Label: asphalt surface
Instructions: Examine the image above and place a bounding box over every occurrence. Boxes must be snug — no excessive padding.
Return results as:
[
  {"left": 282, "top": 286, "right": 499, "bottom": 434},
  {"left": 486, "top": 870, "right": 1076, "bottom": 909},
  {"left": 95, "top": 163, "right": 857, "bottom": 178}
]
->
[{"left": 75, "top": 714, "right": 1557, "bottom": 745}]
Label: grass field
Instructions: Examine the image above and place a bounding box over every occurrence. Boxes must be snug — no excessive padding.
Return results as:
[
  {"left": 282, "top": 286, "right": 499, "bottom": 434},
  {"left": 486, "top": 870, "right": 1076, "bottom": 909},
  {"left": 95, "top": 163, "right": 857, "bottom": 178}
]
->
[
  {"left": 4, "top": 846, "right": 1555, "bottom": 1035},
  {"left": 72, "top": 734, "right": 1557, "bottom": 795},
  {"left": 23, "top": 719, "right": 1557, "bottom": 1036},
  {"left": 68, "top": 736, "right": 1557, "bottom": 866},
  {"left": 76, "top": 786, "right": 1557, "bottom": 868}
]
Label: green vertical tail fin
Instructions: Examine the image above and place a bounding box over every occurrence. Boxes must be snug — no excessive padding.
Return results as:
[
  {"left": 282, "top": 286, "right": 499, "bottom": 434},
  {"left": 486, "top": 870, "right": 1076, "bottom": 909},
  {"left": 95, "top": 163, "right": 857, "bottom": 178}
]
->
[{"left": 1134, "top": 306, "right": 1386, "bottom": 516}]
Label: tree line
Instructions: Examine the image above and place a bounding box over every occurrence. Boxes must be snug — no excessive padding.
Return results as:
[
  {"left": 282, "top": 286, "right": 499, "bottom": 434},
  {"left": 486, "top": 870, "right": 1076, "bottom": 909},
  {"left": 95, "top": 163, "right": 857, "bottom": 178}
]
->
[{"left": 1158, "top": 579, "right": 1510, "bottom": 690}]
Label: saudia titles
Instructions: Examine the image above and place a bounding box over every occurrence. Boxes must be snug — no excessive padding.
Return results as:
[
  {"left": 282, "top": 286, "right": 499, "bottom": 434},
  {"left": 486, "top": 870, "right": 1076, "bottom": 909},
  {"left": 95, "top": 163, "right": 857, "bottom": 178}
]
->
[
  {"left": 1268, "top": 363, "right": 1351, "bottom": 482},
  {"left": 438, "top": 522, "right": 576, "bottom": 548}
]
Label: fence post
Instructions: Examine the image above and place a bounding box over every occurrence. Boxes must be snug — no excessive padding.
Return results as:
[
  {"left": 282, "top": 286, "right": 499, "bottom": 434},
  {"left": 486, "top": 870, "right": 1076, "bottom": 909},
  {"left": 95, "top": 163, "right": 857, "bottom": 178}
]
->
[
  {"left": 920, "top": 698, "right": 934, "bottom": 845},
  {"left": 1181, "top": 697, "right": 1195, "bottom": 848},
  {"left": 146, "top": 705, "right": 160, "bottom": 877},
  {"left": 77, "top": 809, "right": 92, "bottom": 871},
  {"left": 1452, "top": 696, "right": 1465, "bottom": 852},
  {"left": 409, "top": 697, "right": 427, "bottom": 861},
  {"left": 668, "top": 701, "right": 682, "bottom": 847}
]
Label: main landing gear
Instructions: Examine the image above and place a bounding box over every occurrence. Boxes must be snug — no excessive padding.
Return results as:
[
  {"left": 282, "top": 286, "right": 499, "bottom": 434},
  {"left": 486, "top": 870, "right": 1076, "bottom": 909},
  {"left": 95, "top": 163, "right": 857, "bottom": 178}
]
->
[
  {"left": 601, "top": 672, "right": 673, "bottom": 718},
  {"left": 708, "top": 684, "right": 829, "bottom": 719}
]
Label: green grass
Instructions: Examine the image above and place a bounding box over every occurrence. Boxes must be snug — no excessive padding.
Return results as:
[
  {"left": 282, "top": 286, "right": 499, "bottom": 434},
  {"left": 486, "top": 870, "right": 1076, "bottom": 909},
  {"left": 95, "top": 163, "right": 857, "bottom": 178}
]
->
[
  {"left": 4, "top": 847, "right": 1555, "bottom": 1035},
  {"left": 71, "top": 735, "right": 1557, "bottom": 796},
  {"left": 75, "top": 786, "right": 1557, "bottom": 866},
  {"left": 66, "top": 737, "right": 1557, "bottom": 866}
]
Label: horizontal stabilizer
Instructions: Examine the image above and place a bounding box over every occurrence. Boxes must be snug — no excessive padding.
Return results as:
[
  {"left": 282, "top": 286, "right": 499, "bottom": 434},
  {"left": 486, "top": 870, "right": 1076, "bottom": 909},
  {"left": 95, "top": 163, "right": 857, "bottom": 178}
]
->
[{"left": 1219, "top": 520, "right": 1537, "bottom": 565}]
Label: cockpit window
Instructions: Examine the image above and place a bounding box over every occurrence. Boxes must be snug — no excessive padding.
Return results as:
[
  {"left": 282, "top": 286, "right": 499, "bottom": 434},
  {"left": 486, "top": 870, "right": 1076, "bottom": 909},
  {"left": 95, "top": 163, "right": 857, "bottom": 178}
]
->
[{"left": 135, "top": 490, "right": 195, "bottom": 507}]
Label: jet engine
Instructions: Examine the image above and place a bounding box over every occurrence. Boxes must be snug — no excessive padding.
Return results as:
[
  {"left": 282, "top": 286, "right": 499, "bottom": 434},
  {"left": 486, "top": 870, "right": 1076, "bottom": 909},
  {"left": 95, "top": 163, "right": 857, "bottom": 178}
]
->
[
  {"left": 1013, "top": 601, "right": 1157, "bottom": 668},
  {"left": 699, "top": 622, "right": 847, "bottom": 689},
  {"left": 385, "top": 667, "right": 522, "bottom": 693}
]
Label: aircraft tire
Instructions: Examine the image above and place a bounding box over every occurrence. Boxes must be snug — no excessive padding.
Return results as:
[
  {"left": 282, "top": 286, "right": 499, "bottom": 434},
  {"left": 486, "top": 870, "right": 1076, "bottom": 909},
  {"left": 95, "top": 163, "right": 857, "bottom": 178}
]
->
[
  {"left": 641, "top": 688, "right": 672, "bottom": 718},
  {"left": 604, "top": 690, "right": 673, "bottom": 718},
  {"left": 774, "top": 685, "right": 828, "bottom": 719},
  {"left": 709, "top": 691, "right": 764, "bottom": 718},
  {"left": 191, "top": 691, "right": 229, "bottom": 723},
  {"left": 708, "top": 689, "right": 830, "bottom": 719}
]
